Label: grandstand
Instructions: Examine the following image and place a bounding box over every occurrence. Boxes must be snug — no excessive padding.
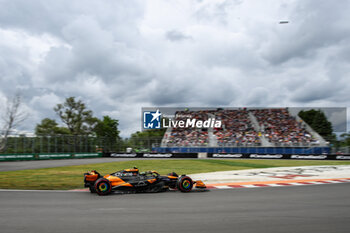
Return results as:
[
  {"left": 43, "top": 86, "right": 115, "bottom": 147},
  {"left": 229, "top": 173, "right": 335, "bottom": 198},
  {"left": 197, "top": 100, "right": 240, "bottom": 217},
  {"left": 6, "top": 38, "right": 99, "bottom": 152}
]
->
[
  {"left": 164, "top": 110, "right": 211, "bottom": 147},
  {"left": 158, "top": 108, "right": 329, "bottom": 154}
]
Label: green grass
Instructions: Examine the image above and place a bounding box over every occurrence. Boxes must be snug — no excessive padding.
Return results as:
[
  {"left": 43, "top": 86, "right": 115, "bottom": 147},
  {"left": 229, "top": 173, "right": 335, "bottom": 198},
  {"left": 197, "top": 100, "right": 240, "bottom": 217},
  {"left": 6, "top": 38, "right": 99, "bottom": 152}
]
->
[{"left": 1, "top": 159, "right": 350, "bottom": 190}]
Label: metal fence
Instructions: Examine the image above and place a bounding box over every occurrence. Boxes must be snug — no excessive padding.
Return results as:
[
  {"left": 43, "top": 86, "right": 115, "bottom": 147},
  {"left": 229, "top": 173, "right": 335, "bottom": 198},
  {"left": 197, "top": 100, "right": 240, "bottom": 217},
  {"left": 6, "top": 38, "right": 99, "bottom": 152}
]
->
[
  {"left": 0, "top": 135, "right": 120, "bottom": 154},
  {"left": 0, "top": 135, "right": 165, "bottom": 154}
]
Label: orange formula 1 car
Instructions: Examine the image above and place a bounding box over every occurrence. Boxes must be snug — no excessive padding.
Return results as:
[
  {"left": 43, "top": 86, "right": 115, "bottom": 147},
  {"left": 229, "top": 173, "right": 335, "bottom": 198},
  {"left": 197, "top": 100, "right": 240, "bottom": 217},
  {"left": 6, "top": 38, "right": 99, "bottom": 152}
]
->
[{"left": 84, "top": 167, "right": 206, "bottom": 195}]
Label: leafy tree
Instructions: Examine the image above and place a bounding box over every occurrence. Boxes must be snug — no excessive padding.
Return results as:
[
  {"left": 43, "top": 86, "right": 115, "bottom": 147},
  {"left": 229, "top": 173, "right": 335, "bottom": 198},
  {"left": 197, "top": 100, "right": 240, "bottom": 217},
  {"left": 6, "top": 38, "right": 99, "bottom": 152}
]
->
[
  {"left": 93, "top": 116, "right": 121, "bottom": 152},
  {"left": 311, "top": 111, "right": 333, "bottom": 137},
  {"left": 338, "top": 133, "right": 350, "bottom": 147},
  {"left": 54, "top": 97, "right": 98, "bottom": 135},
  {"left": 35, "top": 118, "right": 70, "bottom": 135},
  {"left": 298, "top": 109, "right": 317, "bottom": 125},
  {"left": 298, "top": 109, "right": 333, "bottom": 138},
  {"left": 94, "top": 116, "right": 120, "bottom": 138}
]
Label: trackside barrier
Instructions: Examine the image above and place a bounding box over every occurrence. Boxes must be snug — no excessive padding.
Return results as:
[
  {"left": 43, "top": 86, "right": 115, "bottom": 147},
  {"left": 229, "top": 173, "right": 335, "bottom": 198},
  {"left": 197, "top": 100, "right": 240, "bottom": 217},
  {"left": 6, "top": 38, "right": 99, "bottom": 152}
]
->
[
  {"left": 108, "top": 153, "right": 198, "bottom": 158},
  {"left": 0, "top": 153, "right": 102, "bottom": 161},
  {"left": 107, "top": 153, "right": 350, "bottom": 160},
  {"left": 208, "top": 153, "right": 350, "bottom": 160},
  {"left": 152, "top": 147, "right": 331, "bottom": 154},
  {"left": 0, "top": 154, "right": 35, "bottom": 161},
  {"left": 2, "top": 152, "right": 349, "bottom": 161},
  {"left": 38, "top": 153, "right": 72, "bottom": 160}
]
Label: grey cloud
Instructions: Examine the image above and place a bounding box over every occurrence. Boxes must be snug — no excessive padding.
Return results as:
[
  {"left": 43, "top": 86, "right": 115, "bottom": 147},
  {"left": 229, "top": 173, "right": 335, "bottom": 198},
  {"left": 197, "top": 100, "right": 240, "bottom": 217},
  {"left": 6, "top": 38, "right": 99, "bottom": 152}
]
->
[
  {"left": 0, "top": 0, "right": 350, "bottom": 136},
  {"left": 291, "top": 74, "right": 349, "bottom": 104},
  {"left": 165, "top": 30, "right": 192, "bottom": 42},
  {"left": 292, "top": 87, "right": 335, "bottom": 103},
  {"left": 194, "top": 0, "right": 242, "bottom": 25},
  {"left": 0, "top": 0, "right": 69, "bottom": 34},
  {"left": 246, "top": 87, "right": 270, "bottom": 106},
  {"left": 148, "top": 78, "right": 192, "bottom": 105},
  {"left": 263, "top": 1, "right": 350, "bottom": 65},
  {"left": 0, "top": 0, "right": 144, "bottom": 38},
  {"left": 0, "top": 45, "right": 33, "bottom": 96}
]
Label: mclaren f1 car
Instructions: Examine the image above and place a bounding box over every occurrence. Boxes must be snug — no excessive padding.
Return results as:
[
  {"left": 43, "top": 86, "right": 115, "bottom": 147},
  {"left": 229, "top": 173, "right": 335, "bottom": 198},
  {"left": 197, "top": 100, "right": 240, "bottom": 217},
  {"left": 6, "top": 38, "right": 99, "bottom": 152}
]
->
[{"left": 84, "top": 167, "right": 206, "bottom": 195}]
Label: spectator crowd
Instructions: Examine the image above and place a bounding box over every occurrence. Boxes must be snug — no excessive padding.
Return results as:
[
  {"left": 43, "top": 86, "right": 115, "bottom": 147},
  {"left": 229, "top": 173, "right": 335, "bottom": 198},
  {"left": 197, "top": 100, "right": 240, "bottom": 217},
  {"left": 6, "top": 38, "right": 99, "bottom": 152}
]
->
[
  {"left": 213, "top": 109, "right": 261, "bottom": 146},
  {"left": 251, "top": 108, "right": 318, "bottom": 146},
  {"left": 164, "top": 108, "right": 319, "bottom": 147},
  {"left": 166, "top": 110, "right": 211, "bottom": 147}
]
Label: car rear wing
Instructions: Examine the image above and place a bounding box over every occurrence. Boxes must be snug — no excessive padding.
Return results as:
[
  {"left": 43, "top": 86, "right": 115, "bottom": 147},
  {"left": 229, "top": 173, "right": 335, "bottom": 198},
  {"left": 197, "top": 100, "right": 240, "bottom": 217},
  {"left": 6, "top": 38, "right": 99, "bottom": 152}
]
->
[{"left": 84, "top": 170, "right": 101, "bottom": 182}]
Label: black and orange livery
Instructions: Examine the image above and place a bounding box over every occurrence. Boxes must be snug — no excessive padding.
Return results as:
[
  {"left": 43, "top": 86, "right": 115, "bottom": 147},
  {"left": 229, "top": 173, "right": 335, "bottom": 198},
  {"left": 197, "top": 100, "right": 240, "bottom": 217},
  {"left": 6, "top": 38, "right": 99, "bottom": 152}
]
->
[{"left": 84, "top": 167, "right": 206, "bottom": 195}]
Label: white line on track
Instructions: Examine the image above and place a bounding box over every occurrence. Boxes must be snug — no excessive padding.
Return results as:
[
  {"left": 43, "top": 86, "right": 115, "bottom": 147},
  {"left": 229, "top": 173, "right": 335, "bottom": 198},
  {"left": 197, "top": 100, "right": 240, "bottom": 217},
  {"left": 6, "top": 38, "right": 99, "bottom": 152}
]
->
[
  {"left": 289, "top": 182, "right": 309, "bottom": 185},
  {"left": 213, "top": 185, "right": 231, "bottom": 189},
  {"left": 265, "top": 184, "right": 285, "bottom": 187},
  {"left": 241, "top": 185, "right": 260, "bottom": 188}
]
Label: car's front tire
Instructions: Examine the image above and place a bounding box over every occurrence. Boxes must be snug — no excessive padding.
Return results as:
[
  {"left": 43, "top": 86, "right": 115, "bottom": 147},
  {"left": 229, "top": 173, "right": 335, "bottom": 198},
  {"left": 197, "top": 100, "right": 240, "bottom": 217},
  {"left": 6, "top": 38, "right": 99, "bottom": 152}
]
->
[{"left": 177, "top": 176, "right": 193, "bottom": 192}]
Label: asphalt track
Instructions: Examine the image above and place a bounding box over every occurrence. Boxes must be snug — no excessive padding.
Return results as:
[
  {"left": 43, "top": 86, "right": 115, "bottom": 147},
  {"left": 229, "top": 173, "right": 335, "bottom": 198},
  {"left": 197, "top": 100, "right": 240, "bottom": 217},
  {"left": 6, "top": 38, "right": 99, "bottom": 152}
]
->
[{"left": 1, "top": 183, "right": 349, "bottom": 233}]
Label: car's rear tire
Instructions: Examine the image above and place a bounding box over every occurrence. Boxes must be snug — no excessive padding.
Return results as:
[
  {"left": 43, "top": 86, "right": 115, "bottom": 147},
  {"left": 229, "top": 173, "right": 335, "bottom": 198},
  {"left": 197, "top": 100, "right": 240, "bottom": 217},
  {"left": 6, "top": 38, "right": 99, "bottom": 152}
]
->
[
  {"left": 177, "top": 176, "right": 193, "bottom": 192},
  {"left": 94, "top": 178, "right": 112, "bottom": 196}
]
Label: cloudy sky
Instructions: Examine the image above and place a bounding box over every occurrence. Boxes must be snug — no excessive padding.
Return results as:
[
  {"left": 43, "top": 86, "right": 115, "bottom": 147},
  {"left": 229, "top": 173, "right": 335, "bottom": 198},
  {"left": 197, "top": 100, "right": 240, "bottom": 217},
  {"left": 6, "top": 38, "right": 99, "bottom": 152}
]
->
[{"left": 0, "top": 0, "right": 349, "bottom": 137}]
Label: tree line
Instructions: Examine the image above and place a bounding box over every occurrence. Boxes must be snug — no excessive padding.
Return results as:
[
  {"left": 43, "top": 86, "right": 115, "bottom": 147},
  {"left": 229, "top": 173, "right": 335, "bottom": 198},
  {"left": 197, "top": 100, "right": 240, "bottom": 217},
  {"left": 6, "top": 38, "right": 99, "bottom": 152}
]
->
[
  {"left": 36, "top": 97, "right": 120, "bottom": 139},
  {"left": 0, "top": 95, "right": 165, "bottom": 153},
  {"left": 298, "top": 109, "right": 348, "bottom": 149},
  {"left": 35, "top": 97, "right": 165, "bottom": 152}
]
